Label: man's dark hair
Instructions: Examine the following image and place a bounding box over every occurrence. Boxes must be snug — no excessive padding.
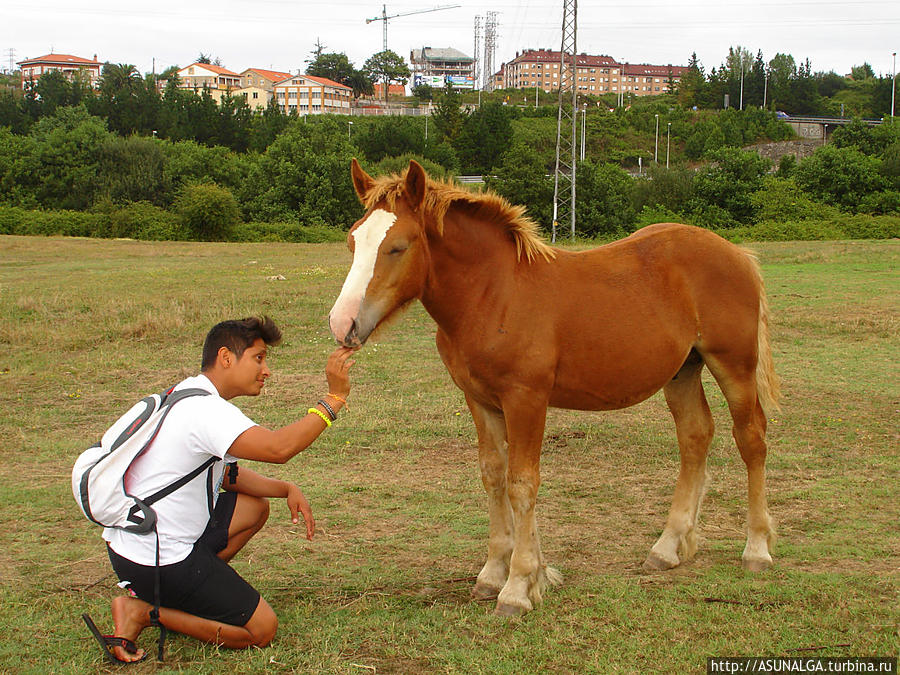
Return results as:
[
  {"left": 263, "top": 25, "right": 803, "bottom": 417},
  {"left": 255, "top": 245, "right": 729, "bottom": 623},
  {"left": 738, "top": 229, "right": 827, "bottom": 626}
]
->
[{"left": 201, "top": 316, "right": 283, "bottom": 371}]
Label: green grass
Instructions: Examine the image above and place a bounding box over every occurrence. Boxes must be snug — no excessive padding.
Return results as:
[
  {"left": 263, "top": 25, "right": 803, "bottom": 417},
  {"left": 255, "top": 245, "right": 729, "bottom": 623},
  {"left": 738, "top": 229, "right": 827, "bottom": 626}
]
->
[{"left": 0, "top": 235, "right": 897, "bottom": 673}]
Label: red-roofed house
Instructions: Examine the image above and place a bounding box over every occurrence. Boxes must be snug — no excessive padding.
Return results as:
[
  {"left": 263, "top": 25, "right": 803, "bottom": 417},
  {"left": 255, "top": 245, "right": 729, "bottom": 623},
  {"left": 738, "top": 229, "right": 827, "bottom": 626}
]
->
[
  {"left": 272, "top": 74, "right": 353, "bottom": 115},
  {"left": 176, "top": 62, "right": 242, "bottom": 103},
  {"left": 238, "top": 68, "right": 294, "bottom": 111},
  {"left": 17, "top": 53, "right": 102, "bottom": 89}
]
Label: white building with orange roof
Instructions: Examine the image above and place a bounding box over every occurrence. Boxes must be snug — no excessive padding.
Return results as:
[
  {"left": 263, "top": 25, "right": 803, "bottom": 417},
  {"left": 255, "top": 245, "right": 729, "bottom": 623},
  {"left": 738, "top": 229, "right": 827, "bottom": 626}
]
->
[
  {"left": 272, "top": 74, "right": 352, "bottom": 115},
  {"left": 17, "top": 53, "right": 102, "bottom": 89},
  {"left": 176, "top": 62, "right": 242, "bottom": 103}
]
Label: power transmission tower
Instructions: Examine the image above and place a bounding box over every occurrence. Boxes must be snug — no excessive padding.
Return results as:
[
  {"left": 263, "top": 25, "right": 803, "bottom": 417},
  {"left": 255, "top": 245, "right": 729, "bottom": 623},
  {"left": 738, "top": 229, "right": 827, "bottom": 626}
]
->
[
  {"left": 551, "top": 0, "right": 577, "bottom": 242},
  {"left": 5, "top": 47, "right": 16, "bottom": 74},
  {"left": 482, "top": 11, "right": 498, "bottom": 91},
  {"left": 473, "top": 16, "right": 481, "bottom": 91}
]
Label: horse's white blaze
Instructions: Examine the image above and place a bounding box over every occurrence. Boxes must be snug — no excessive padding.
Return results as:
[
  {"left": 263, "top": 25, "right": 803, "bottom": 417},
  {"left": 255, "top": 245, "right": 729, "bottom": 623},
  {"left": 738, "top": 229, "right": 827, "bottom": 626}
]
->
[{"left": 329, "top": 209, "right": 397, "bottom": 341}]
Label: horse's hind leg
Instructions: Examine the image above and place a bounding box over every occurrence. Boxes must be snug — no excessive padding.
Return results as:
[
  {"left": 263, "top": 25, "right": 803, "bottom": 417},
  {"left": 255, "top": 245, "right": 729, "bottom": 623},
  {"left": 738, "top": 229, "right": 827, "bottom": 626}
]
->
[
  {"left": 466, "top": 396, "right": 515, "bottom": 600},
  {"left": 705, "top": 358, "right": 775, "bottom": 571},
  {"left": 645, "top": 356, "right": 715, "bottom": 571}
]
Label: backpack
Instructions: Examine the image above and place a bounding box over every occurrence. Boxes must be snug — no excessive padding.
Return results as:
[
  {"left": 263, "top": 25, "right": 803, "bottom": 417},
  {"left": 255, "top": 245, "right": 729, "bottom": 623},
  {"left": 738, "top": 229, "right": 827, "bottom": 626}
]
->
[
  {"left": 72, "top": 386, "right": 216, "bottom": 532},
  {"left": 72, "top": 385, "right": 215, "bottom": 661}
]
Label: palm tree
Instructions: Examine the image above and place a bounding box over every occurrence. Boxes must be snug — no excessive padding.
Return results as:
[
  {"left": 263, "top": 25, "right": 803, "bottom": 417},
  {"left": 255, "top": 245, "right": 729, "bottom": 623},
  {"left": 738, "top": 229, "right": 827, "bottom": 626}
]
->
[{"left": 100, "top": 63, "right": 141, "bottom": 96}]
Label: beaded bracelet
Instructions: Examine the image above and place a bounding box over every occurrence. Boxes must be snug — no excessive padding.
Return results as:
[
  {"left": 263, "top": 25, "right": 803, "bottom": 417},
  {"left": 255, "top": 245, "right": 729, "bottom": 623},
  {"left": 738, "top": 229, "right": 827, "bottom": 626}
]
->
[
  {"left": 326, "top": 393, "right": 347, "bottom": 406},
  {"left": 308, "top": 407, "right": 332, "bottom": 427},
  {"left": 317, "top": 398, "right": 337, "bottom": 421}
]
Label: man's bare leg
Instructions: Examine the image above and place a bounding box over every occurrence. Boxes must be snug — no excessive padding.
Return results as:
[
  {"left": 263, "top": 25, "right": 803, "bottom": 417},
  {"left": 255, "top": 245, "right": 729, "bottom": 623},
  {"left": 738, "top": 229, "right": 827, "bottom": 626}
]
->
[
  {"left": 109, "top": 593, "right": 277, "bottom": 662},
  {"left": 218, "top": 494, "right": 270, "bottom": 563}
]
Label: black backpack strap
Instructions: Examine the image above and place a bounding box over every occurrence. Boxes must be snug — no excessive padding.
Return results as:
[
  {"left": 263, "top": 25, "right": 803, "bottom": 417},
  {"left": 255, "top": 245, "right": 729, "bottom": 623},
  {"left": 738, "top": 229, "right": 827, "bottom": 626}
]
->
[
  {"left": 121, "top": 386, "right": 211, "bottom": 533},
  {"left": 127, "top": 456, "right": 219, "bottom": 526}
]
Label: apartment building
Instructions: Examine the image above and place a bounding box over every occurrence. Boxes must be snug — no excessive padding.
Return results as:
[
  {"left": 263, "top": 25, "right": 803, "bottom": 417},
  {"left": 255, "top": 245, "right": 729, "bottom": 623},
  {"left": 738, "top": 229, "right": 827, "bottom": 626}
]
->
[
  {"left": 498, "top": 48, "right": 686, "bottom": 97},
  {"left": 272, "top": 74, "right": 352, "bottom": 115},
  {"left": 17, "top": 53, "right": 102, "bottom": 89}
]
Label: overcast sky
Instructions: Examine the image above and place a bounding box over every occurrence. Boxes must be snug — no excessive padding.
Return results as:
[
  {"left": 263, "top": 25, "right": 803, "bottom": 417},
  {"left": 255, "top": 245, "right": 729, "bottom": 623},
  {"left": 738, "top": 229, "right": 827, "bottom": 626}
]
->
[{"left": 5, "top": 0, "right": 899, "bottom": 79}]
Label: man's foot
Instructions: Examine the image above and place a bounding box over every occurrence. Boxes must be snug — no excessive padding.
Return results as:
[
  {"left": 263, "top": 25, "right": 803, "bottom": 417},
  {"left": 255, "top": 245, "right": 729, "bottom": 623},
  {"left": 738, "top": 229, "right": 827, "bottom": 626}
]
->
[{"left": 109, "top": 595, "right": 152, "bottom": 662}]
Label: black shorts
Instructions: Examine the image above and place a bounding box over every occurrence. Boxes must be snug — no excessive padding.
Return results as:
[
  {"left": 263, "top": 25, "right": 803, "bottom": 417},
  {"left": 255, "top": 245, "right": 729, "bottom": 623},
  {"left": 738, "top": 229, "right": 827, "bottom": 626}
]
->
[{"left": 108, "top": 492, "right": 261, "bottom": 626}]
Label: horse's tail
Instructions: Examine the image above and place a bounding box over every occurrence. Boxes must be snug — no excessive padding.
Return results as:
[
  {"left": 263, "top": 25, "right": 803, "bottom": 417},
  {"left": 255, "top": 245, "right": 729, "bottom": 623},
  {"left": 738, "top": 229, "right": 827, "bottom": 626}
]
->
[{"left": 746, "top": 251, "right": 781, "bottom": 416}]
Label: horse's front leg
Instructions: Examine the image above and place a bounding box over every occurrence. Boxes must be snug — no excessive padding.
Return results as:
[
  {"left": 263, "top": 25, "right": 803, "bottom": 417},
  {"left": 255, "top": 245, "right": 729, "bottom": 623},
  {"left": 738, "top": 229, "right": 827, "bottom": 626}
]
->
[
  {"left": 495, "top": 394, "right": 562, "bottom": 616},
  {"left": 466, "top": 396, "right": 514, "bottom": 600}
]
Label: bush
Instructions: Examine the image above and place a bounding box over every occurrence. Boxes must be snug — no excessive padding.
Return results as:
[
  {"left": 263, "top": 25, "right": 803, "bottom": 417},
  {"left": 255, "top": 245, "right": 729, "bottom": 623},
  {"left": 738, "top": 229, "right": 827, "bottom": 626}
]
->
[
  {"left": 172, "top": 183, "right": 241, "bottom": 241},
  {"left": 0, "top": 205, "right": 110, "bottom": 237},
  {"left": 689, "top": 147, "right": 771, "bottom": 225},
  {"left": 231, "top": 221, "right": 347, "bottom": 243},
  {"left": 794, "top": 144, "right": 887, "bottom": 211},
  {"left": 633, "top": 205, "right": 690, "bottom": 229},
  {"left": 717, "top": 215, "right": 900, "bottom": 242},
  {"left": 107, "top": 201, "right": 187, "bottom": 240},
  {"left": 371, "top": 154, "right": 453, "bottom": 181},
  {"left": 750, "top": 177, "right": 841, "bottom": 222}
]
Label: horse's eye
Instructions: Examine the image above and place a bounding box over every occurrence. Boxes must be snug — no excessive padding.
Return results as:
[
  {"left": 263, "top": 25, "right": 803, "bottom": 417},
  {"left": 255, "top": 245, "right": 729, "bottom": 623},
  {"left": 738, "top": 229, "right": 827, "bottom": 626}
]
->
[{"left": 388, "top": 245, "right": 408, "bottom": 255}]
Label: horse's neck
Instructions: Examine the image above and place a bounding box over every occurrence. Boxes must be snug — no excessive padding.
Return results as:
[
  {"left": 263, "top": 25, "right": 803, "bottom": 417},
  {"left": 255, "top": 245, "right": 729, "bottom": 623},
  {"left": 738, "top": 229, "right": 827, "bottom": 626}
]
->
[{"left": 421, "top": 207, "right": 519, "bottom": 331}]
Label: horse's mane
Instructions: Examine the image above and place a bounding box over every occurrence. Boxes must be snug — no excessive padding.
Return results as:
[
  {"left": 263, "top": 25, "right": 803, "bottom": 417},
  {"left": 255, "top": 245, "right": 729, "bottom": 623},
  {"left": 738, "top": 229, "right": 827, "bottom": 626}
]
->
[{"left": 362, "top": 168, "right": 556, "bottom": 264}]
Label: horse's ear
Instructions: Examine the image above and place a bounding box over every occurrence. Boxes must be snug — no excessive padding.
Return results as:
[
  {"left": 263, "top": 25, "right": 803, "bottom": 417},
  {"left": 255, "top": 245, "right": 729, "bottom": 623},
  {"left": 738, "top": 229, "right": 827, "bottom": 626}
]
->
[
  {"left": 350, "top": 158, "right": 374, "bottom": 202},
  {"left": 405, "top": 160, "right": 427, "bottom": 211}
]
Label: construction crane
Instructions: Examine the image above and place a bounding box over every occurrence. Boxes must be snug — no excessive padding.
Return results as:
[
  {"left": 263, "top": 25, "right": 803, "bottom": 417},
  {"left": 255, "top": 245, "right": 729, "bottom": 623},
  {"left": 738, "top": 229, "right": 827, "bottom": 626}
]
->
[{"left": 366, "top": 4, "right": 461, "bottom": 53}]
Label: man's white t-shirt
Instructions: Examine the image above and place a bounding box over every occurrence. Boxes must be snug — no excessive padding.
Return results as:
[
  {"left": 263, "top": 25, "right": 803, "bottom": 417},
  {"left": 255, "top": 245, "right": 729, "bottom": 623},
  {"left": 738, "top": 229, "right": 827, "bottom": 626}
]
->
[{"left": 103, "top": 374, "right": 257, "bottom": 566}]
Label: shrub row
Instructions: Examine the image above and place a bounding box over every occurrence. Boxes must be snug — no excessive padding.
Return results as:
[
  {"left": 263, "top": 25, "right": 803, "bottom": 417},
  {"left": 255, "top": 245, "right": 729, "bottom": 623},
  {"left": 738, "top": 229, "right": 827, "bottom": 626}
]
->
[{"left": 0, "top": 205, "right": 346, "bottom": 243}]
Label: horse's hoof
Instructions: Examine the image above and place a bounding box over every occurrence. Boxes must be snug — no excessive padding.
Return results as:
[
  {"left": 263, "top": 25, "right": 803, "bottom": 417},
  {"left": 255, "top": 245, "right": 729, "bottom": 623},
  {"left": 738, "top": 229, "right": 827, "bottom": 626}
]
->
[
  {"left": 494, "top": 601, "right": 529, "bottom": 617},
  {"left": 742, "top": 557, "right": 772, "bottom": 573},
  {"left": 471, "top": 582, "right": 500, "bottom": 601},
  {"left": 642, "top": 552, "right": 678, "bottom": 572}
]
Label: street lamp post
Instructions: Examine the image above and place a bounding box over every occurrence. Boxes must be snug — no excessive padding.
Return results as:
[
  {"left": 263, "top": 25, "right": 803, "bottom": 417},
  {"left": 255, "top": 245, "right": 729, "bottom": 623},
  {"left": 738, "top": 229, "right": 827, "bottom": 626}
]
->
[
  {"left": 739, "top": 63, "right": 744, "bottom": 110},
  {"left": 654, "top": 113, "right": 659, "bottom": 163},
  {"left": 666, "top": 122, "right": 671, "bottom": 168},
  {"left": 892, "top": 52, "right": 896, "bottom": 119},
  {"left": 580, "top": 104, "right": 587, "bottom": 161}
]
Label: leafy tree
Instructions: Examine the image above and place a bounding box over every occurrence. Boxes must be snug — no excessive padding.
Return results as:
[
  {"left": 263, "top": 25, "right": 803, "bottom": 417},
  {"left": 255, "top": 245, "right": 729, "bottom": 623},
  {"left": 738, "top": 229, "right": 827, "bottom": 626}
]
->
[
  {"left": 767, "top": 53, "right": 796, "bottom": 111},
  {"left": 97, "top": 135, "right": 169, "bottom": 204},
  {"left": 306, "top": 52, "right": 355, "bottom": 85},
  {"left": 0, "top": 89, "right": 29, "bottom": 134},
  {"left": 454, "top": 101, "right": 517, "bottom": 174},
  {"left": 163, "top": 140, "right": 249, "bottom": 197},
  {"left": 850, "top": 63, "right": 875, "bottom": 80},
  {"left": 431, "top": 83, "right": 465, "bottom": 142},
  {"left": 750, "top": 176, "right": 840, "bottom": 222},
  {"left": 353, "top": 116, "right": 424, "bottom": 163},
  {"left": 632, "top": 163, "right": 694, "bottom": 215},
  {"left": 346, "top": 70, "right": 375, "bottom": 98},
  {"left": 794, "top": 144, "right": 887, "bottom": 210},
  {"left": 34, "top": 70, "right": 73, "bottom": 117},
  {"left": 362, "top": 50, "right": 410, "bottom": 100},
  {"left": 486, "top": 139, "right": 555, "bottom": 229},
  {"left": 574, "top": 161, "right": 636, "bottom": 236},
  {"left": 242, "top": 117, "right": 359, "bottom": 226},
  {"left": 248, "top": 98, "right": 290, "bottom": 153},
  {"left": 816, "top": 71, "right": 847, "bottom": 99},
  {"left": 689, "top": 147, "right": 771, "bottom": 224},
  {"left": 15, "top": 106, "right": 112, "bottom": 209}
]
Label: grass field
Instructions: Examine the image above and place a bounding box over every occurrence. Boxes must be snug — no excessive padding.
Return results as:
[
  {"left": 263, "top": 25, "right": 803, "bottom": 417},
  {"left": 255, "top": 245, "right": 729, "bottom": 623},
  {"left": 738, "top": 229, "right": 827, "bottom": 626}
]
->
[{"left": 0, "top": 234, "right": 897, "bottom": 674}]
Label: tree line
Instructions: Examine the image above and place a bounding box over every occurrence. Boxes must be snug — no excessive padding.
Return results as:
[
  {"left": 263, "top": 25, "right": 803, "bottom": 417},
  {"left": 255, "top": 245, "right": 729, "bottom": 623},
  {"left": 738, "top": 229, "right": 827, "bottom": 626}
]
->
[
  {"left": 676, "top": 46, "right": 896, "bottom": 119},
  {"left": 1, "top": 45, "right": 898, "bottom": 241}
]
